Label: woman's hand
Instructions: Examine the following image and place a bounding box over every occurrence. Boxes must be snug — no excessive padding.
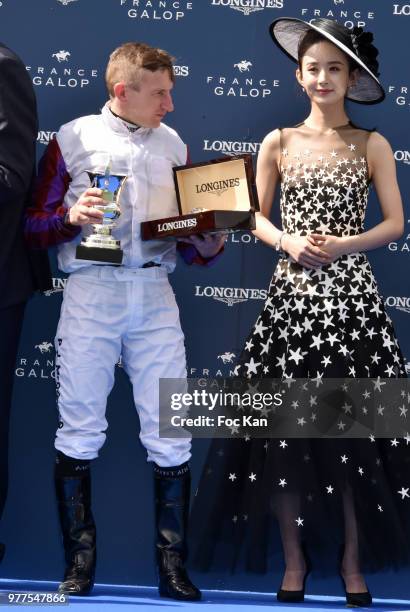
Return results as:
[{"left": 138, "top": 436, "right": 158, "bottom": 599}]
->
[
  {"left": 282, "top": 234, "right": 331, "bottom": 269},
  {"left": 308, "top": 234, "right": 349, "bottom": 263}
]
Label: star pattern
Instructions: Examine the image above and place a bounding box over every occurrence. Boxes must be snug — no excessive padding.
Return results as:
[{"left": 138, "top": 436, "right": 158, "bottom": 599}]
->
[
  {"left": 239, "top": 127, "right": 405, "bottom": 383},
  {"left": 194, "top": 125, "right": 410, "bottom": 577}
]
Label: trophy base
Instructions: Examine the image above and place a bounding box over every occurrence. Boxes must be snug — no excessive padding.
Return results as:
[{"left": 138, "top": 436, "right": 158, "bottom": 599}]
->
[
  {"left": 76, "top": 244, "right": 123, "bottom": 265},
  {"left": 141, "top": 210, "right": 255, "bottom": 241}
]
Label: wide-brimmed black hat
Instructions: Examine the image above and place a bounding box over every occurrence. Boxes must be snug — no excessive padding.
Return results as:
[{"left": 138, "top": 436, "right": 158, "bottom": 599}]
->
[{"left": 269, "top": 17, "right": 385, "bottom": 104}]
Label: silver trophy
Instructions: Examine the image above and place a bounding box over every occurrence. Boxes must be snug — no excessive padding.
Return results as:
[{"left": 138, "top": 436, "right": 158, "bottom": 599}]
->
[{"left": 76, "top": 164, "right": 127, "bottom": 265}]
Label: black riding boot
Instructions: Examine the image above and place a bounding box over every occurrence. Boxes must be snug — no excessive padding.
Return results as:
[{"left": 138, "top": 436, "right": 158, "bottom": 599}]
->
[
  {"left": 154, "top": 463, "right": 201, "bottom": 601},
  {"left": 55, "top": 452, "right": 96, "bottom": 595}
]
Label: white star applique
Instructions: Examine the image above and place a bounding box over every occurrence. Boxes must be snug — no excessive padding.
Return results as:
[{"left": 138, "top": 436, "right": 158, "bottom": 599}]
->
[
  {"left": 289, "top": 347, "right": 304, "bottom": 365},
  {"left": 245, "top": 357, "right": 261, "bottom": 376},
  {"left": 254, "top": 320, "right": 268, "bottom": 338}
]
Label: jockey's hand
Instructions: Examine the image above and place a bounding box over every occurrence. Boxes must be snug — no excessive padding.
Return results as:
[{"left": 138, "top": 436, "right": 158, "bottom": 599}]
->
[
  {"left": 178, "top": 232, "right": 228, "bottom": 258},
  {"left": 68, "top": 188, "right": 105, "bottom": 226}
]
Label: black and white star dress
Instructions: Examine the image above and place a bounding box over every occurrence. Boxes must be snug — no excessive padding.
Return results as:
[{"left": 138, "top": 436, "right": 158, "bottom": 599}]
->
[{"left": 190, "top": 123, "right": 410, "bottom": 576}]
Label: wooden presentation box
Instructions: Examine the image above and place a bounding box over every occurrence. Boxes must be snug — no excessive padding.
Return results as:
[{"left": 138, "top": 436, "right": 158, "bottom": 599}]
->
[{"left": 141, "top": 154, "right": 259, "bottom": 240}]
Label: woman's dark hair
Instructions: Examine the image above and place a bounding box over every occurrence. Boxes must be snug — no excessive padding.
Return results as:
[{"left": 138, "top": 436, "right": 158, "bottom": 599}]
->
[{"left": 297, "top": 29, "right": 357, "bottom": 74}]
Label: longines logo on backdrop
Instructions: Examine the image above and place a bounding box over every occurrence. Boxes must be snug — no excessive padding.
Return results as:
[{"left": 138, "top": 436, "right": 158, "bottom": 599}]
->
[
  {"left": 203, "top": 139, "right": 261, "bottom": 156},
  {"left": 119, "top": 0, "right": 193, "bottom": 21},
  {"left": 393, "top": 4, "right": 410, "bottom": 15},
  {"left": 395, "top": 150, "right": 410, "bottom": 165},
  {"left": 37, "top": 130, "right": 57, "bottom": 146},
  {"left": 300, "top": 6, "right": 375, "bottom": 27},
  {"left": 210, "top": 0, "right": 283, "bottom": 15},
  {"left": 174, "top": 65, "right": 190, "bottom": 77},
  {"left": 26, "top": 50, "right": 98, "bottom": 88},
  {"left": 388, "top": 85, "right": 410, "bottom": 108},
  {"left": 56, "top": 0, "right": 78, "bottom": 5},
  {"left": 43, "top": 277, "right": 67, "bottom": 296},
  {"left": 195, "top": 285, "right": 267, "bottom": 306},
  {"left": 207, "top": 59, "right": 280, "bottom": 98},
  {"left": 385, "top": 297, "right": 410, "bottom": 314},
  {"left": 16, "top": 342, "right": 56, "bottom": 379}
]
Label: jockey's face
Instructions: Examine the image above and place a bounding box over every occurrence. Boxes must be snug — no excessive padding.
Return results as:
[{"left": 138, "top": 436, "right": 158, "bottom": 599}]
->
[{"left": 111, "top": 68, "right": 174, "bottom": 128}]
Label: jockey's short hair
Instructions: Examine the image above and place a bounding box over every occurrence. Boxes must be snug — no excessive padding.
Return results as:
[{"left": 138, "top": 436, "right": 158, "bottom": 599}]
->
[{"left": 105, "top": 42, "right": 175, "bottom": 97}]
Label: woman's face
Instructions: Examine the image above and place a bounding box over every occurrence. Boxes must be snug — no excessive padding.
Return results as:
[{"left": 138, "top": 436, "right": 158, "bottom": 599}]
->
[{"left": 297, "top": 40, "right": 356, "bottom": 106}]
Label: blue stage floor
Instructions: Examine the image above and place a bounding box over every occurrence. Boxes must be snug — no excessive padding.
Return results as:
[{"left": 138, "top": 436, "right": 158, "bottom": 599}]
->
[{"left": 0, "top": 580, "right": 409, "bottom": 611}]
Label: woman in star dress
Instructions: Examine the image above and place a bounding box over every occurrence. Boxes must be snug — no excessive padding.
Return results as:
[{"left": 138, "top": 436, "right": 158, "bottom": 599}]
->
[{"left": 190, "top": 18, "right": 410, "bottom": 606}]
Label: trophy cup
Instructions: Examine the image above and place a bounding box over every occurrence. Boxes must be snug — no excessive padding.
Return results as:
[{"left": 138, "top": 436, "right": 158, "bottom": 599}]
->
[{"left": 76, "top": 164, "right": 127, "bottom": 265}]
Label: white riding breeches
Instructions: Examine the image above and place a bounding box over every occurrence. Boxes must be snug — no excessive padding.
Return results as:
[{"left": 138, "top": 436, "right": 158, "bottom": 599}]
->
[{"left": 54, "top": 265, "right": 191, "bottom": 467}]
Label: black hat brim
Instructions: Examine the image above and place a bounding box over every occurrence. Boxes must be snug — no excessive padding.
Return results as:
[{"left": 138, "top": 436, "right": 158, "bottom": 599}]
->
[{"left": 269, "top": 17, "right": 385, "bottom": 104}]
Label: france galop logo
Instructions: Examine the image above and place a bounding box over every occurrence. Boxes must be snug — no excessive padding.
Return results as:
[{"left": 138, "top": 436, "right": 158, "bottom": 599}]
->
[
  {"left": 234, "top": 60, "right": 252, "bottom": 73},
  {"left": 35, "top": 342, "right": 54, "bottom": 354},
  {"left": 52, "top": 50, "right": 71, "bottom": 63}
]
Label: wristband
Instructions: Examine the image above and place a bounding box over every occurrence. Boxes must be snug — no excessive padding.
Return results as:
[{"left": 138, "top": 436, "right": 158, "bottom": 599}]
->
[
  {"left": 64, "top": 210, "right": 72, "bottom": 226},
  {"left": 275, "top": 231, "right": 287, "bottom": 254}
]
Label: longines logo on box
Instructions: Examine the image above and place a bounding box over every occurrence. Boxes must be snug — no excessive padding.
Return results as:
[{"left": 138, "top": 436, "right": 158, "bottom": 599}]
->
[
  {"left": 196, "top": 177, "right": 240, "bottom": 197},
  {"left": 385, "top": 297, "right": 410, "bottom": 314},
  {"left": 26, "top": 51, "right": 98, "bottom": 89},
  {"left": 119, "top": 0, "right": 193, "bottom": 21},
  {"left": 395, "top": 150, "right": 410, "bottom": 165},
  {"left": 37, "top": 130, "right": 57, "bottom": 146},
  {"left": 388, "top": 85, "right": 410, "bottom": 108},
  {"left": 195, "top": 285, "right": 267, "bottom": 306},
  {"left": 157, "top": 218, "right": 197, "bottom": 232},
  {"left": 300, "top": 6, "right": 375, "bottom": 27},
  {"left": 207, "top": 59, "right": 280, "bottom": 98},
  {"left": 203, "top": 139, "right": 261, "bottom": 156},
  {"left": 393, "top": 4, "right": 410, "bottom": 15},
  {"left": 43, "top": 277, "right": 67, "bottom": 296},
  {"left": 56, "top": 0, "right": 78, "bottom": 5},
  {"left": 16, "top": 341, "right": 56, "bottom": 380},
  {"left": 210, "top": 0, "right": 283, "bottom": 15}
]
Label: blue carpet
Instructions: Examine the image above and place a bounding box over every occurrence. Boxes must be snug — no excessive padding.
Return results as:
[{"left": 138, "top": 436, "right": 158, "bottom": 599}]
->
[{"left": 0, "top": 580, "right": 409, "bottom": 611}]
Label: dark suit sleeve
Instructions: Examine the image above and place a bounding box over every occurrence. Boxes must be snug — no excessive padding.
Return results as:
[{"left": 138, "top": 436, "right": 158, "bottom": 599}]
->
[{"left": 0, "top": 51, "right": 38, "bottom": 204}]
